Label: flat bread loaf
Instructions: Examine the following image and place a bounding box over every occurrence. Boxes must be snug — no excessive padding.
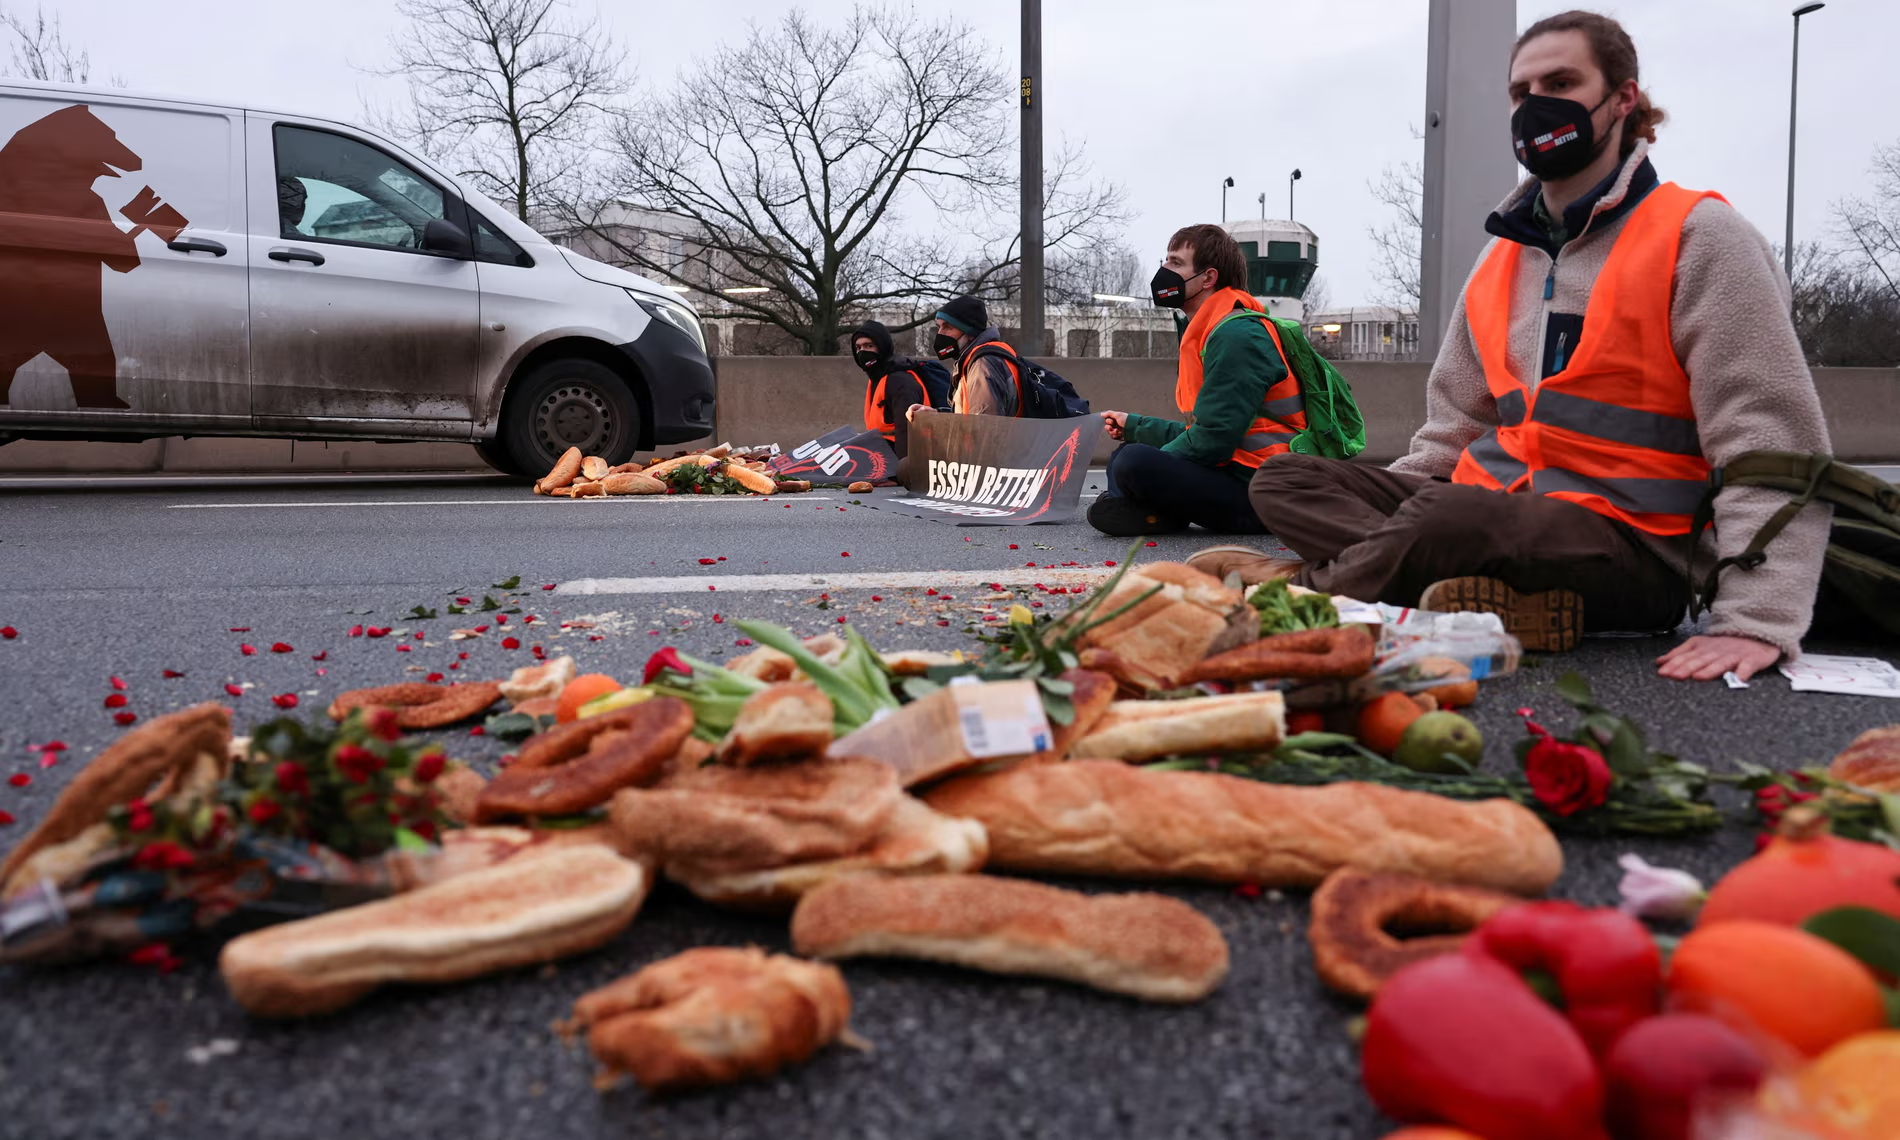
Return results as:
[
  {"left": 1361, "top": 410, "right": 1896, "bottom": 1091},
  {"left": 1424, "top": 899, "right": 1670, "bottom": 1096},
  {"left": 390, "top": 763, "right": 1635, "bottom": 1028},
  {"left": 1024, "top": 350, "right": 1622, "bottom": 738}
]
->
[
  {"left": 792, "top": 872, "right": 1229, "bottom": 1003},
  {"left": 219, "top": 845, "right": 649, "bottom": 1017},
  {"left": 922, "top": 760, "right": 1562, "bottom": 895}
]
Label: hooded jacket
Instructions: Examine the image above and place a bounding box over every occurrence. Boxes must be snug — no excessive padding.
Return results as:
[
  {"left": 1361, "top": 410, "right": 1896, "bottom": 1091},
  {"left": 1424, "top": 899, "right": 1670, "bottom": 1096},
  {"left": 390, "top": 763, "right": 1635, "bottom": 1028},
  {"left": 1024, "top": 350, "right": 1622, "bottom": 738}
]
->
[
  {"left": 853, "top": 320, "right": 934, "bottom": 455},
  {"left": 1391, "top": 141, "right": 1832, "bottom": 658}
]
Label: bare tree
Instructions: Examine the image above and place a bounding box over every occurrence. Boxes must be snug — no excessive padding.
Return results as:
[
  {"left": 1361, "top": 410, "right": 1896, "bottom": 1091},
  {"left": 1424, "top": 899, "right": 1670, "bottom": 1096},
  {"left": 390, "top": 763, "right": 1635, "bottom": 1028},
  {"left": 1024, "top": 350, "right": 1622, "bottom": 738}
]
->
[
  {"left": 1833, "top": 136, "right": 1900, "bottom": 306},
  {"left": 371, "top": 0, "right": 627, "bottom": 222},
  {"left": 557, "top": 6, "right": 1127, "bottom": 355},
  {"left": 1, "top": 4, "right": 105, "bottom": 84},
  {"left": 1046, "top": 241, "right": 1143, "bottom": 305},
  {"left": 1366, "top": 158, "right": 1423, "bottom": 310},
  {"left": 1301, "top": 272, "right": 1332, "bottom": 317},
  {"left": 1785, "top": 240, "right": 1900, "bottom": 367}
]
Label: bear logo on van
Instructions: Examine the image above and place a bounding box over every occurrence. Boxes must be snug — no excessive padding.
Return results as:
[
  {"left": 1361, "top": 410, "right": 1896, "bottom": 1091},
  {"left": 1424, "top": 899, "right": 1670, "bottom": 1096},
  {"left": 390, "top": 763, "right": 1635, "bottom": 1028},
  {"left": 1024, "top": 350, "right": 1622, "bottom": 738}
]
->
[{"left": 0, "top": 104, "right": 188, "bottom": 411}]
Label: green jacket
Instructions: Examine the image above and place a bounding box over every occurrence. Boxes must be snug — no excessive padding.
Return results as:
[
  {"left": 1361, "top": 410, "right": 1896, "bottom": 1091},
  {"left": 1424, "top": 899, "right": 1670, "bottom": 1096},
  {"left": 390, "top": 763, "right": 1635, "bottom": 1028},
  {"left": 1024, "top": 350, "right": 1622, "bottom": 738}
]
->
[{"left": 1122, "top": 313, "right": 1288, "bottom": 479}]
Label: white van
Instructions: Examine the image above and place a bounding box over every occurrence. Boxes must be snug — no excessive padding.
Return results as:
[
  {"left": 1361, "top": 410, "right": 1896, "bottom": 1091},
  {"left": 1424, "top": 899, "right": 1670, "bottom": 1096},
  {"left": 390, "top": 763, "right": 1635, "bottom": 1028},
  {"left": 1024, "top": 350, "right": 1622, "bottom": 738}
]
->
[{"left": 0, "top": 80, "right": 714, "bottom": 476}]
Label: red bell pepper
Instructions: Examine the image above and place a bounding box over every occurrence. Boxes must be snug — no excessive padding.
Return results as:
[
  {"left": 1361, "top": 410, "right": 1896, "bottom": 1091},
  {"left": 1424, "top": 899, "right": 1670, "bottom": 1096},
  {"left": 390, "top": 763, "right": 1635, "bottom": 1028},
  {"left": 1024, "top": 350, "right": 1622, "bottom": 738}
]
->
[
  {"left": 1470, "top": 901, "right": 1662, "bottom": 1057},
  {"left": 1362, "top": 951, "right": 1608, "bottom": 1140}
]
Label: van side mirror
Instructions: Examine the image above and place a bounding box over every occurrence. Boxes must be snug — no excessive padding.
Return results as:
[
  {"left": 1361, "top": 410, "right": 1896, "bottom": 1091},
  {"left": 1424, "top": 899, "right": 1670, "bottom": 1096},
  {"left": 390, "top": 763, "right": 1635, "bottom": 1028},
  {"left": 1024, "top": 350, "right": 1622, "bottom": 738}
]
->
[{"left": 421, "top": 219, "right": 473, "bottom": 259}]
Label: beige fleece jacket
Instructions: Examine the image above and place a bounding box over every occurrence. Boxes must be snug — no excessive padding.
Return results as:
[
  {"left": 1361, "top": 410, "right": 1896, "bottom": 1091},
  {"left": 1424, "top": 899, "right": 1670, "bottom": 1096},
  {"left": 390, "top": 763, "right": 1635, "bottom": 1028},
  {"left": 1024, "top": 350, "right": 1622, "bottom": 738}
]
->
[{"left": 1392, "top": 142, "right": 1832, "bottom": 659}]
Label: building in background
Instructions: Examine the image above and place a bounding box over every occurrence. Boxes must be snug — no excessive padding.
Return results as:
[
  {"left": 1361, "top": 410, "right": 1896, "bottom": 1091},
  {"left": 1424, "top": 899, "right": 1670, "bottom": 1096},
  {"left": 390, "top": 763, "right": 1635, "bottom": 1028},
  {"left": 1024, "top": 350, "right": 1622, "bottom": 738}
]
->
[
  {"left": 1222, "top": 219, "right": 1320, "bottom": 323},
  {"left": 1305, "top": 306, "right": 1421, "bottom": 361}
]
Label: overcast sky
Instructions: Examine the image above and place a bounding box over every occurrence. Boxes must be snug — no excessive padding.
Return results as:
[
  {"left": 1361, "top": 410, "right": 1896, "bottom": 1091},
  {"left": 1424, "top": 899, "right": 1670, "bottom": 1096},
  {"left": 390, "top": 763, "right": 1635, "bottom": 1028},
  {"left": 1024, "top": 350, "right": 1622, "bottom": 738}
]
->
[{"left": 49, "top": 0, "right": 1895, "bottom": 307}]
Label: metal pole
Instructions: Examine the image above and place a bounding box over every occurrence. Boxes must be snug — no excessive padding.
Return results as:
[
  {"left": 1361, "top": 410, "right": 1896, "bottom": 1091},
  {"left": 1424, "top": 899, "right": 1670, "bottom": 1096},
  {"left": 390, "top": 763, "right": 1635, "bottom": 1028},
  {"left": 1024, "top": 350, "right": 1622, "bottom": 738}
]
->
[
  {"left": 1289, "top": 176, "right": 1294, "bottom": 220},
  {"left": 1020, "top": 0, "right": 1043, "bottom": 356},
  {"left": 1785, "top": 15, "right": 1802, "bottom": 280},
  {"left": 1221, "top": 177, "right": 1233, "bottom": 223}
]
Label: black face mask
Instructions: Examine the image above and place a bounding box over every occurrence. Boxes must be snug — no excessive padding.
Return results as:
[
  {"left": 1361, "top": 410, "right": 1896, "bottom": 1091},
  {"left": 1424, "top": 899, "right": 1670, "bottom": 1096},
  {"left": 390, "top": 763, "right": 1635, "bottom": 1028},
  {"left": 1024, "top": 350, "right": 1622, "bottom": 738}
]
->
[
  {"left": 853, "top": 349, "right": 882, "bottom": 373},
  {"left": 933, "top": 332, "right": 961, "bottom": 360},
  {"left": 1512, "top": 91, "right": 1617, "bottom": 181},
  {"left": 1150, "top": 265, "right": 1206, "bottom": 310}
]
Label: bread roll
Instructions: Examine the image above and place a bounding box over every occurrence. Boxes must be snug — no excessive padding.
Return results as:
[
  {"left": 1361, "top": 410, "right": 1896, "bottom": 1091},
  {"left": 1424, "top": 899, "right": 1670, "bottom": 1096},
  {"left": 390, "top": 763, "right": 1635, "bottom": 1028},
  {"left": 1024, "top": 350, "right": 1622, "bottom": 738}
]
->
[
  {"left": 717, "top": 683, "right": 833, "bottom": 766},
  {"left": 1830, "top": 725, "right": 1900, "bottom": 792},
  {"left": 566, "top": 947, "right": 851, "bottom": 1094},
  {"left": 792, "top": 873, "right": 1229, "bottom": 1003},
  {"left": 922, "top": 760, "right": 1562, "bottom": 896},
  {"left": 220, "top": 845, "right": 650, "bottom": 1017}
]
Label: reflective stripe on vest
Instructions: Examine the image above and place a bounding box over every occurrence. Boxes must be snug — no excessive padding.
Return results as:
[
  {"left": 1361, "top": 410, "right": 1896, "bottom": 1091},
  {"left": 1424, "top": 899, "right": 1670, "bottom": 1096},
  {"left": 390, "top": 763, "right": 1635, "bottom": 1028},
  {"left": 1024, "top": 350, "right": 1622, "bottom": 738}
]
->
[
  {"left": 1178, "top": 294, "right": 1308, "bottom": 470},
  {"left": 1451, "top": 181, "right": 1724, "bottom": 536}
]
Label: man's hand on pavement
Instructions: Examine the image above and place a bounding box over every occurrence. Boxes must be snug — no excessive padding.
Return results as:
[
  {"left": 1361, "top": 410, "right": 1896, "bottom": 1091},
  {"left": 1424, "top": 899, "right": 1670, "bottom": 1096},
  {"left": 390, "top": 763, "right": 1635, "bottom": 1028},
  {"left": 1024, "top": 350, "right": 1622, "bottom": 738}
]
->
[
  {"left": 1101, "top": 410, "right": 1127, "bottom": 440},
  {"left": 1655, "top": 634, "right": 1781, "bottom": 682}
]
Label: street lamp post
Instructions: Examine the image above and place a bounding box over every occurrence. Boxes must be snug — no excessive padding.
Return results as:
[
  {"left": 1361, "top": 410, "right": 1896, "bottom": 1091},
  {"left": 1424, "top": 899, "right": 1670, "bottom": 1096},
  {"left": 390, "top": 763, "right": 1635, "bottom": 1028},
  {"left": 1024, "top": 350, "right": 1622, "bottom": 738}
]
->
[
  {"left": 1289, "top": 168, "right": 1302, "bottom": 220},
  {"left": 1784, "top": 2, "right": 1825, "bottom": 281},
  {"left": 1020, "top": 0, "right": 1044, "bottom": 356},
  {"left": 1257, "top": 191, "right": 1266, "bottom": 221},
  {"left": 1221, "top": 176, "right": 1234, "bottom": 223}
]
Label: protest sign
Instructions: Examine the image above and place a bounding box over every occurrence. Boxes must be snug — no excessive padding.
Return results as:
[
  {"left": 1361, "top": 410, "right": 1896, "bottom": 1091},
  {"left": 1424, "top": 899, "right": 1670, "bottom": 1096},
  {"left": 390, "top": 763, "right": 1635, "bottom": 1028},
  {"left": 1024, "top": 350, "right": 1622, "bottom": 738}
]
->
[
  {"left": 766, "top": 426, "right": 900, "bottom": 483},
  {"left": 877, "top": 412, "right": 1102, "bottom": 525}
]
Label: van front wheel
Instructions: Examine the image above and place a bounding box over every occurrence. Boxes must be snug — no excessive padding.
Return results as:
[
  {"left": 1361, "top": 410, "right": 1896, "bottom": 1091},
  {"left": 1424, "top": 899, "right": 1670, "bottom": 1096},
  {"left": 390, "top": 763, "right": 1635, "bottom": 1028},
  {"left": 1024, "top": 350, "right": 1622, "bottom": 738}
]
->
[{"left": 496, "top": 358, "right": 642, "bottom": 478}]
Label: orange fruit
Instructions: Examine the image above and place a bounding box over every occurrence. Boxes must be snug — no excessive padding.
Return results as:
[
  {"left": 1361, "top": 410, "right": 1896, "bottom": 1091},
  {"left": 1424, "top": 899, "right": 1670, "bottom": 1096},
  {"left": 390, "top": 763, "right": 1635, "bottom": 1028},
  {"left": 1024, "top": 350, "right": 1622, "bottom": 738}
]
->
[
  {"left": 1770, "top": 1031, "right": 1900, "bottom": 1139},
  {"left": 555, "top": 673, "right": 622, "bottom": 723},
  {"left": 1357, "top": 692, "right": 1425, "bottom": 757},
  {"left": 1668, "top": 921, "right": 1887, "bottom": 1058}
]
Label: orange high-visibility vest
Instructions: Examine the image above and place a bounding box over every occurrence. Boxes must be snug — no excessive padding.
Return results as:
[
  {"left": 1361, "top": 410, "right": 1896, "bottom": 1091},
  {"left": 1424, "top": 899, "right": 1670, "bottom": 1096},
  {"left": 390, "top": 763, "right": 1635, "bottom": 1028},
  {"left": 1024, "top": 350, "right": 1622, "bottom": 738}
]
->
[
  {"left": 1176, "top": 287, "right": 1307, "bottom": 468},
  {"left": 1451, "top": 182, "right": 1723, "bottom": 536},
  {"left": 863, "top": 371, "right": 905, "bottom": 443}
]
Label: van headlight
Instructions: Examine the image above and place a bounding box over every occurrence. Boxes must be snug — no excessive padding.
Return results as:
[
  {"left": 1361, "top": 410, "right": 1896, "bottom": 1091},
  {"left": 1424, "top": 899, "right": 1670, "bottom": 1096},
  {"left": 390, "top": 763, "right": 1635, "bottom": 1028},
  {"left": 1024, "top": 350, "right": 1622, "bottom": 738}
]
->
[{"left": 631, "top": 291, "right": 707, "bottom": 355}]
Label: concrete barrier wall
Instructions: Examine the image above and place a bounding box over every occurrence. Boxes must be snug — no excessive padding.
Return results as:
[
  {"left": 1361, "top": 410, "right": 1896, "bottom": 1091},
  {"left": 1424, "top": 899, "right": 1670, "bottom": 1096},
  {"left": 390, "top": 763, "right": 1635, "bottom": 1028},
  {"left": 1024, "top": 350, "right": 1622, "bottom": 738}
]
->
[{"left": 3, "top": 361, "right": 1894, "bottom": 472}]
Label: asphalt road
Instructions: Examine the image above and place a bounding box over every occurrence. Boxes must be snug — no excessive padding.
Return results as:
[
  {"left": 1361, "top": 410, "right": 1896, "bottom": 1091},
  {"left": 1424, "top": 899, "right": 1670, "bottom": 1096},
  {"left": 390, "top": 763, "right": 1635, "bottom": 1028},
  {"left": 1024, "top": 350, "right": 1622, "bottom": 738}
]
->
[{"left": 2, "top": 476, "right": 1897, "bottom": 1140}]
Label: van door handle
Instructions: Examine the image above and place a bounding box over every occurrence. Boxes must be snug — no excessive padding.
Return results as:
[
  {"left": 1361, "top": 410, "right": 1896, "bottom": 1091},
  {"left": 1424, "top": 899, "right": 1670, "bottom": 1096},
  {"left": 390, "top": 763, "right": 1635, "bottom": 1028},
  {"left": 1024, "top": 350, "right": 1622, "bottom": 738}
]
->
[
  {"left": 167, "top": 237, "right": 228, "bottom": 256},
  {"left": 268, "top": 247, "right": 325, "bottom": 266}
]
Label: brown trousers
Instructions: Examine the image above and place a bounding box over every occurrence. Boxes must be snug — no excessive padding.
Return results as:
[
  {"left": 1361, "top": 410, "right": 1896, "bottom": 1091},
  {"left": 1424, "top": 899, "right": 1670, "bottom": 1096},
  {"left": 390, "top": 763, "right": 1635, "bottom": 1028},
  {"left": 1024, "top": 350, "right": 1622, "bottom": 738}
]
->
[{"left": 1248, "top": 455, "right": 1688, "bottom": 633}]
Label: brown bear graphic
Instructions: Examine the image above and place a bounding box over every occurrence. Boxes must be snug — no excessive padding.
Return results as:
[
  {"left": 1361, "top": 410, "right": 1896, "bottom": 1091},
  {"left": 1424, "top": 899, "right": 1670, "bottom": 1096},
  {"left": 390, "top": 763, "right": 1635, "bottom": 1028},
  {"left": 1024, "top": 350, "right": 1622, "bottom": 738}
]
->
[{"left": 0, "top": 104, "right": 184, "bottom": 411}]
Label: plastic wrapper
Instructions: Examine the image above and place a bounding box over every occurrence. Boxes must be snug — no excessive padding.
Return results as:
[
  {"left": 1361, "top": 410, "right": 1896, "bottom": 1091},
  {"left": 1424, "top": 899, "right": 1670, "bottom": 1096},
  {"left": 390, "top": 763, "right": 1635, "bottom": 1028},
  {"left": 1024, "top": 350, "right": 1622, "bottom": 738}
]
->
[{"left": 0, "top": 835, "right": 443, "bottom": 965}]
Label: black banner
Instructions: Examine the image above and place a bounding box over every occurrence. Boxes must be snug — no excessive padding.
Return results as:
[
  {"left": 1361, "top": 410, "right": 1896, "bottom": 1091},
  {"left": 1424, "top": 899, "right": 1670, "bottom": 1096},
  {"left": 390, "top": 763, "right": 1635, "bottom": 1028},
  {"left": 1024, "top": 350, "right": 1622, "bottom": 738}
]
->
[
  {"left": 766, "top": 425, "right": 900, "bottom": 483},
  {"left": 879, "top": 412, "right": 1103, "bottom": 525}
]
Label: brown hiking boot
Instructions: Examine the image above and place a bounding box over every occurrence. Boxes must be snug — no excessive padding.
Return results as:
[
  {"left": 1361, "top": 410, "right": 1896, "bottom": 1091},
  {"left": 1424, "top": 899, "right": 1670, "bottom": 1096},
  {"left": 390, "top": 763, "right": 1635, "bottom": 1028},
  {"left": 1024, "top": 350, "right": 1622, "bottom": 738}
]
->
[
  {"left": 1418, "top": 576, "right": 1584, "bottom": 653},
  {"left": 1185, "top": 545, "right": 1305, "bottom": 587}
]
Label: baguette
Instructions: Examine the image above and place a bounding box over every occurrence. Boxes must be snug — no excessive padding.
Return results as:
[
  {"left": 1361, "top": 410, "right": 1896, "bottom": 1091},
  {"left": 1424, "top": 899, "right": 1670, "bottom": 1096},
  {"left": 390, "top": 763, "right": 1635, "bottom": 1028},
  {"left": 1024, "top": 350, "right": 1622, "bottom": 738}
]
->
[
  {"left": 1179, "top": 625, "right": 1377, "bottom": 684},
  {"left": 580, "top": 456, "right": 610, "bottom": 481},
  {"left": 601, "top": 471, "right": 666, "bottom": 495},
  {"left": 721, "top": 462, "right": 778, "bottom": 495},
  {"left": 219, "top": 845, "right": 650, "bottom": 1017},
  {"left": 791, "top": 873, "right": 1229, "bottom": 1003},
  {"left": 922, "top": 760, "right": 1563, "bottom": 895},
  {"left": 642, "top": 453, "right": 719, "bottom": 479},
  {"left": 669, "top": 795, "right": 987, "bottom": 910},
  {"left": 1069, "top": 691, "right": 1285, "bottom": 761},
  {"left": 534, "top": 446, "right": 583, "bottom": 494}
]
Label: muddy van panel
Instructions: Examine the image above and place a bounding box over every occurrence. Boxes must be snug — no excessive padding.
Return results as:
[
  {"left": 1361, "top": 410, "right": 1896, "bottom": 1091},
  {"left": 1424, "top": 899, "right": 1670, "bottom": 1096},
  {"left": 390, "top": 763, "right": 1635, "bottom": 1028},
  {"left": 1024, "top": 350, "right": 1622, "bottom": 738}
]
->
[
  {"left": 0, "top": 79, "right": 716, "bottom": 468},
  {"left": 0, "top": 88, "right": 249, "bottom": 428}
]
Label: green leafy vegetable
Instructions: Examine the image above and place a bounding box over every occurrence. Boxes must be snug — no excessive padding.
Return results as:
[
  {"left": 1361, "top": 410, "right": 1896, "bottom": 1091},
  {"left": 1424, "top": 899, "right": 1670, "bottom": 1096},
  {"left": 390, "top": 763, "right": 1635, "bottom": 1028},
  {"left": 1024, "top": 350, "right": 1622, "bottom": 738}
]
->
[{"left": 1247, "top": 578, "right": 1339, "bottom": 635}]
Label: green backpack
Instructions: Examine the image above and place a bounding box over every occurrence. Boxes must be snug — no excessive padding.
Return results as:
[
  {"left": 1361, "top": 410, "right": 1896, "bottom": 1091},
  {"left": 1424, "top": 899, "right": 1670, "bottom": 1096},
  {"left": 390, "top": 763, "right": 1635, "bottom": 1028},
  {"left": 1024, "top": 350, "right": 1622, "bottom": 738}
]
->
[
  {"left": 1686, "top": 451, "right": 1900, "bottom": 639},
  {"left": 1207, "top": 311, "right": 1368, "bottom": 460}
]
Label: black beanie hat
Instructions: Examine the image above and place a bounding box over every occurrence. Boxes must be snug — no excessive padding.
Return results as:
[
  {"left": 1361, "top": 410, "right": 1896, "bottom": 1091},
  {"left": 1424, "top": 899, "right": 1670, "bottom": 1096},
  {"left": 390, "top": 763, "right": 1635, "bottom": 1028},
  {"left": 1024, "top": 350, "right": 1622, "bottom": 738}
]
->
[
  {"left": 852, "top": 319, "right": 894, "bottom": 366},
  {"left": 935, "top": 295, "right": 988, "bottom": 335}
]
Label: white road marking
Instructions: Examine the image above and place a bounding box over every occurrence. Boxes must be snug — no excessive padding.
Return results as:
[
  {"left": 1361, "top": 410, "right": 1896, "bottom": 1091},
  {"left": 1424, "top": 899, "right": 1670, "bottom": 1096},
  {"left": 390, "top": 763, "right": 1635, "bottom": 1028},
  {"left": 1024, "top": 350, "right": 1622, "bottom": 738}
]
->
[
  {"left": 166, "top": 497, "right": 833, "bottom": 509},
  {"left": 558, "top": 566, "right": 1119, "bottom": 595}
]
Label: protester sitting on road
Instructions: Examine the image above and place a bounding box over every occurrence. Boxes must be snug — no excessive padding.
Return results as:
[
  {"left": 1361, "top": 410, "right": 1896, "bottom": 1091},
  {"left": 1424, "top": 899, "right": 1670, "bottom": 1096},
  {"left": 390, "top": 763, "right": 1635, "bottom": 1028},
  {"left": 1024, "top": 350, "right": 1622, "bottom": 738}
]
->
[
  {"left": 1188, "top": 9, "right": 1831, "bottom": 684},
  {"left": 1088, "top": 224, "right": 1307, "bottom": 537},
  {"left": 852, "top": 319, "right": 948, "bottom": 458},
  {"left": 924, "top": 294, "right": 1021, "bottom": 418}
]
